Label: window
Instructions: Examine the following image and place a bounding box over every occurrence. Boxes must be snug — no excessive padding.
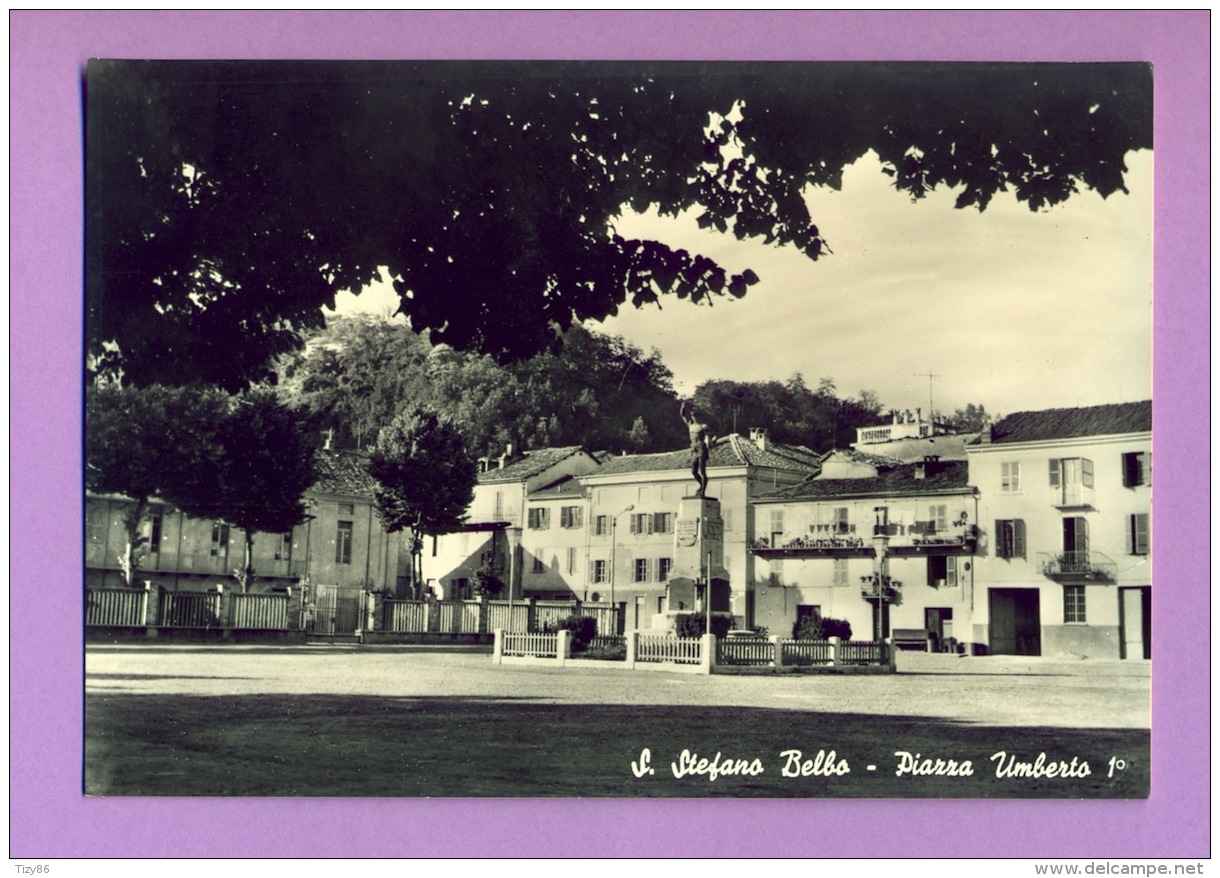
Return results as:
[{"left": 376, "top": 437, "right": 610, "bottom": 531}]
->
[
  {"left": 833, "top": 507, "right": 850, "bottom": 533},
  {"left": 275, "top": 531, "right": 292, "bottom": 561},
  {"left": 1063, "top": 516, "right": 1089, "bottom": 555},
  {"left": 338, "top": 502, "right": 355, "bottom": 516},
  {"left": 211, "top": 522, "right": 230, "bottom": 557},
  {"left": 832, "top": 558, "right": 849, "bottom": 586},
  {"left": 1050, "top": 458, "right": 1094, "bottom": 488},
  {"left": 336, "top": 521, "right": 353, "bottom": 565},
  {"left": 1122, "top": 452, "right": 1149, "bottom": 487},
  {"left": 995, "top": 519, "right": 1026, "bottom": 560},
  {"left": 634, "top": 558, "right": 650, "bottom": 583},
  {"left": 1001, "top": 461, "right": 1021, "bottom": 493},
  {"left": 928, "top": 555, "right": 957, "bottom": 587},
  {"left": 1127, "top": 513, "right": 1149, "bottom": 555},
  {"left": 927, "top": 504, "right": 947, "bottom": 533},
  {"left": 658, "top": 557, "right": 673, "bottom": 581},
  {"left": 652, "top": 512, "right": 674, "bottom": 534},
  {"left": 769, "top": 509, "right": 784, "bottom": 544},
  {"left": 452, "top": 578, "right": 471, "bottom": 600},
  {"left": 148, "top": 511, "right": 163, "bottom": 555},
  {"left": 1063, "top": 585, "right": 1087, "bottom": 623},
  {"left": 594, "top": 515, "right": 609, "bottom": 536},
  {"left": 592, "top": 559, "right": 608, "bottom": 583},
  {"left": 629, "top": 512, "right": 651, "bottom": 535},
  {"left": 493, "top": 491, "right": 504, "bottom": 519},
  {"left": 527, "top": 507, "right": 550, "bottom": 530},
  {"left": 560, "top": 506, "right": 583, "bottom": 529},
  {"left": 531, "top": 555, "right": 546, "bottom": 574},
  {"left": 567, "top": 547, "right": 577, "bottom": 575}
]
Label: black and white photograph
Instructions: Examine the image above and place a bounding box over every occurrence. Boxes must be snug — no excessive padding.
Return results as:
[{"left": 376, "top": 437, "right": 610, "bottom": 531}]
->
[
  {"left": 82, "top": 57, "right": 1153, "bottom": 800},
  {"left": 11, "top": 9, "right": 1208, "bottom": 862}
]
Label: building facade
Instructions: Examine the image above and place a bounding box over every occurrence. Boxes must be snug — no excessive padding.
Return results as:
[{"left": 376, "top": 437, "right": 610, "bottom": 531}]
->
[
  {"left": 967, "top": 402, "right": 1152, "bottom": 659},
  {"left": 750, "top": 454, "right": 978, "bottom": 647},
  {"left": 85, "top": 450, "right": 402, "bottom": 598}
]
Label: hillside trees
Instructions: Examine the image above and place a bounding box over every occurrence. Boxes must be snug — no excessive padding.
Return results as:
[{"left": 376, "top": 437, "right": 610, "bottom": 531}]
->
[
  {"left": 87, "top": 60, "right": 1152, "bottom": 392},
  {"left": 281, "top": 317, "right": 687, "bottom": 456}
]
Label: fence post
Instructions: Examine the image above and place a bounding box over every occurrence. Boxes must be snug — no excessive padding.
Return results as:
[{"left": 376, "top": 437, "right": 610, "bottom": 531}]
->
[
  {"left": 886, "top": 637, "right": 897, "bottom": 672},
  {"left": 625, "top": 630, "right": 637, "bottom": 670},
  {"left": 770, "top": 635, "right": 783, "bottom": 668},
  {"left": 140, "top": 581, "right": 155, "bottom": 628},
  {"left": 557, "top": 629, "right": 570, "bottom": 666},
  {"left": 216, "top": 583, "right": 230, "bottom": 631},
  {"left": 479, "top": 595, "right": 489, "bottom": 635},
  {"left": 830, "top": 636, "right": 841, "bottom": 668},
  {"left": 492, "top": 628, "right": 504, "bottom": 665},
  {"left": 701, "top": 633, "right": 715, "bottom": 675},
  {"left": 527, "top": 597, "right": 538, "bottom": 632}
]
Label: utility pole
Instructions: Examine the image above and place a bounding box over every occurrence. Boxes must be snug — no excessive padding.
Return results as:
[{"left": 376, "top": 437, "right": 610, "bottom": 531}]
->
[{"left": 914, "top": 369, "right": 940, "bottom": 421}]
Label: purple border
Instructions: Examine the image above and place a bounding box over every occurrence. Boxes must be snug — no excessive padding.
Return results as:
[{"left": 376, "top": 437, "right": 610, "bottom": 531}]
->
[{"left": 11, "top": 11, "right": 1208, "bottom": 858}]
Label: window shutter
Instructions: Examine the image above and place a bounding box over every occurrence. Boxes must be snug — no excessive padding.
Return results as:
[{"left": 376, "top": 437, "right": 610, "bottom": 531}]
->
[
  {"left": 947, "top": 557, "right": 957, "bottom": 587},
  {"left": 1049, "top": 459, "right": 1061, "bottom": 487},
  {"left": 1014, "top": 519, "right": 1026, "bottom": 559},
  {"left": 1082, "top": 458, "right": 1095, "bottom": 489}
]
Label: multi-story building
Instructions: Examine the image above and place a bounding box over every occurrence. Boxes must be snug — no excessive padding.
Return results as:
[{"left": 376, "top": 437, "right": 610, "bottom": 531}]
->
[
  {"left": 967, "top": 401, "right": 1152, "bottom": 659},
  {"left": 750, "top": 451, "right": 978, "bottom": 647},
  {"left": 425, "top": 445, "right": 601, "bottom": 600},
  {"left": 578, "top": 429, "right": 820, "bottom": 631},
  {"left": 84, "top": 449, "right": 402, "bottom": 598}
]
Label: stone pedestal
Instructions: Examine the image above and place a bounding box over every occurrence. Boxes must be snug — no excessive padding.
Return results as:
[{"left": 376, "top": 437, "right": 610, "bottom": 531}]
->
[{"left": 665, "top": 496, "right": 731, "bottom": 618}]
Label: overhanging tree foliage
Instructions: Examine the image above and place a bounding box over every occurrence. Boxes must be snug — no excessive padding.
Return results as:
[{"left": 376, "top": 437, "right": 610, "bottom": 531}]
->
[{"left": 87, "top": 60, "right": 1152, "bottom": 391}]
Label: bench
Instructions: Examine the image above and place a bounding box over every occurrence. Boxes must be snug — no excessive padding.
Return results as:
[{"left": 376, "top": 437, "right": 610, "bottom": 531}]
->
[{"left": 892, "top": 628, "right": 933, "bottom": 652}]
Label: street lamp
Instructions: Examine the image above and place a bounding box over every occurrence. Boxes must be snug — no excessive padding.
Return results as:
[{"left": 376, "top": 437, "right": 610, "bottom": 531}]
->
[{"left": 609, "top": 504, "right": 634, "bottom": 624}]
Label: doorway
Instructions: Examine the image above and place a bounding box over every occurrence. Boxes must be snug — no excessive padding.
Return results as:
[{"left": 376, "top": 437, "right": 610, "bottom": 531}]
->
[
  {"left": 1119, "top": 586, "right": 1151, "bottom": 659},
  {"left": 988, "top": 588, "right": 1041, "bottom": 655}
]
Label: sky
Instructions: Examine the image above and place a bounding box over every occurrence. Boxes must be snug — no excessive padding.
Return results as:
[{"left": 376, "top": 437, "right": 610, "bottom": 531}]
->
[{"left": 333, "top": 147, "right": 1153, "bottom": 421}]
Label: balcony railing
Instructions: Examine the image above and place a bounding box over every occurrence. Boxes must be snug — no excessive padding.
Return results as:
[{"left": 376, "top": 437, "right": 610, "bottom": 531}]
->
[
  {"left": 1038, "top": 551, "right": 1117, "bottom": 583},
  {"left": 751, "top": 535, "right": 874, "bottom": 557}
]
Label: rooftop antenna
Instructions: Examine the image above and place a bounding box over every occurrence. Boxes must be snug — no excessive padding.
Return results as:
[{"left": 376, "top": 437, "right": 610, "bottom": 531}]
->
[{"left": 914, "top": 369, "right": 940, "bottom": 421}]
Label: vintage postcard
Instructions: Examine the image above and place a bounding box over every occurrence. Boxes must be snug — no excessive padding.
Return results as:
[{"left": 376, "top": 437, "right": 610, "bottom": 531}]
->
[{"left": 12, "top": 10, "right": 1208, "bottom": 861}]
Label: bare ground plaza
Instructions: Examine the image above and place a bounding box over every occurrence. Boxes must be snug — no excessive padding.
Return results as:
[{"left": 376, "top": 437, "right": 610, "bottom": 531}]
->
[{"left": 86, "top": 645, "right": 1149, "bottom": 798}]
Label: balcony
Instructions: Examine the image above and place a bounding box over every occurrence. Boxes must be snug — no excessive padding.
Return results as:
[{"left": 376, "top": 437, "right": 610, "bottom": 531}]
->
[
  {"left": 750, "top": 534, "right": 875, "bottom": 559},
  {"left": 1038, "top": 551, "right": 1117, "bottom": 584},
  {"left": 859, "top": 575, "right": 901, "bottom": 601},
  {"left": 874, "top": 521, "right": 978, "bottom": 556}
]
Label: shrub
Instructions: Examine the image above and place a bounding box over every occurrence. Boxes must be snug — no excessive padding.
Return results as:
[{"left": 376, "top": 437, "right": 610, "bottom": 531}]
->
[
  {"left": 821, "top": 617, "right": 853, "bottom": 640},
  {"left": 792, "top": 615, "right": 824, "bottom": 640},
  {"left": 674, "top": 613, "right": 732, "bottom": 639},
  {"left": 556, "top": 614, "right": 598, "bottom": 651}
]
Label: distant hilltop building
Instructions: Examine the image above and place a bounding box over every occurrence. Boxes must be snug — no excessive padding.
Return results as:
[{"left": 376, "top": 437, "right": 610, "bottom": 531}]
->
[{"left": 853, "top": 408, "right": 973, "bottom": 463}]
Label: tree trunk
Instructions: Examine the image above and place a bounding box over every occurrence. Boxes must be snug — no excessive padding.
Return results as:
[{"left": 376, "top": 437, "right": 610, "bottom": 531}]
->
[
  {"left": 118, "top": 497, "right": 150, "bottom": 587},
  {"left": 238, "top": 529, "right": 256, "bottom": 593}
]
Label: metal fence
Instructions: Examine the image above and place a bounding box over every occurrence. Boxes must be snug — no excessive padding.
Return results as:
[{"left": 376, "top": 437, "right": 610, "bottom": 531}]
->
[
  {"left": 717, "top": 637, "right": 775, "bottom": 666},
  {"left": 158, "top": 590, "right": 222, "bottom": 628}
]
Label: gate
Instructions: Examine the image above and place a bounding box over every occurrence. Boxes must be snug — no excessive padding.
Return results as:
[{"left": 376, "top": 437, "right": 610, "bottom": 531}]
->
[{"left": 311, "top": 584, "right": 366, "bottom": 635}]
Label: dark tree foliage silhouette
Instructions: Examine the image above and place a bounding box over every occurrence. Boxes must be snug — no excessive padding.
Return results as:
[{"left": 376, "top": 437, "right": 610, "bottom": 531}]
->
[
  {"left": 367, "top": 407, "right": 476, "bottom": 592},
  {"left": 87, "top": 60, "right": 1151, "bottom": 390}
]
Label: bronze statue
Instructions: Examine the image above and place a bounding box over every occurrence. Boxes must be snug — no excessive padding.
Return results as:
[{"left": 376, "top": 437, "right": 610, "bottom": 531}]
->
[{"left": 681, "top": 400, "right": 711, "bottom": 497}]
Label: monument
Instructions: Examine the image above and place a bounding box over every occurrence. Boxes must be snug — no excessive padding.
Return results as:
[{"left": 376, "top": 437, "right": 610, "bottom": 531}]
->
[{"left": 664, "top": 402, "right": 732, "bottom": 627}]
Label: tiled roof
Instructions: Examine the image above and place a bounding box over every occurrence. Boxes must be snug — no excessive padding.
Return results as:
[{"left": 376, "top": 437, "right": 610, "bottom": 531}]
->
[
  {"left": 527, "top": 475, "right": 586, "bottom": 500},
  {"left": 820, "top": 447, "right": 902, "bottom": 468},
  {"left": 982, "top": 401, "right": 1152, "bottom": 445},
  {"left": 311, "top": 450, "right": 378, "bottom": 497},
  {"left": 591, "top": 434, "right": 820, "bottom": 477},
  {"left": 477, "top": 446, "right": 588, "bottom": 483},
  {"left": 755, "top": 460, "right": 971, "bottom": 503}
]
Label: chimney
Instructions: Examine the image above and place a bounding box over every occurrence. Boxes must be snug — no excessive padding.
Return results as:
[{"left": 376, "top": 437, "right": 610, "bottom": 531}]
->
[
  {"left": 914, "top": 461, "right": 926, "bottom": 480},
  {"left": 749, "top": 427, "right": 770, "bottom": 451},
  {"left": 322, "top": 428, "right": 334, "bottom": 451},
  {"left": 979, "top": 425, "right": 993, "bottom": 444}
]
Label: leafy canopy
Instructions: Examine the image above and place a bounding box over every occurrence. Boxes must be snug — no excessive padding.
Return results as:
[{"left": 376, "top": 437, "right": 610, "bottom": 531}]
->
[
  {"left": 368, "top": 407, "right": 476, "bottom": 540},
  {"left": 87, "top": 61, "right": 1152, "bottom": 391}
]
